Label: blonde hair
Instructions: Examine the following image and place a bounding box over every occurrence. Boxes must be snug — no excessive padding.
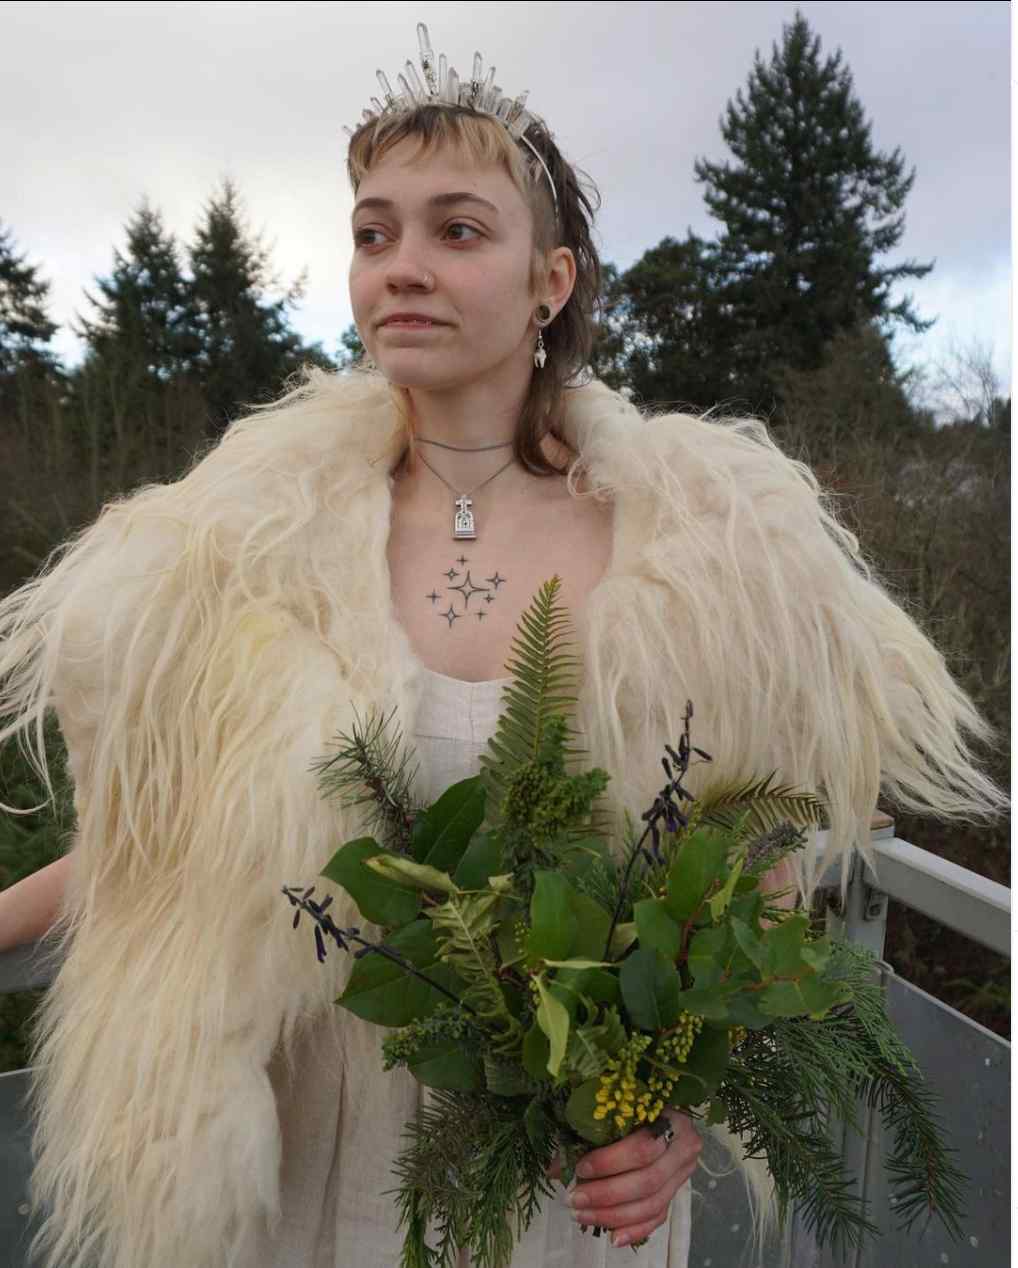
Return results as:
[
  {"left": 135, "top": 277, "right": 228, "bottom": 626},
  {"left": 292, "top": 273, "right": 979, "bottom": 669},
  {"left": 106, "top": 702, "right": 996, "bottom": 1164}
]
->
[{"left": 347, "top": 102, "right": 603, "bottom": 477}]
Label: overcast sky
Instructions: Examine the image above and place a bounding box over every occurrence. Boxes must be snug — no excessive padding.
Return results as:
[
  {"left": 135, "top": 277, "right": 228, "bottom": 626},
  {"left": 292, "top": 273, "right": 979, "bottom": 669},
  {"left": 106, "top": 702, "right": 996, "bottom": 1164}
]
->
[{"left": 3, "top": 0, "right": 1011, "bottom": 398}]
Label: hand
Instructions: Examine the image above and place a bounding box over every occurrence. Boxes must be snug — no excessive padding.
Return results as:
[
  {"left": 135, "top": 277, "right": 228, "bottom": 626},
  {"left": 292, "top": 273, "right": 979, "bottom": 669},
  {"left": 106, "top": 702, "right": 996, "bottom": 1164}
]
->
[{"left": 551, "top": 1110, "right": 702, "bottom": 1249}]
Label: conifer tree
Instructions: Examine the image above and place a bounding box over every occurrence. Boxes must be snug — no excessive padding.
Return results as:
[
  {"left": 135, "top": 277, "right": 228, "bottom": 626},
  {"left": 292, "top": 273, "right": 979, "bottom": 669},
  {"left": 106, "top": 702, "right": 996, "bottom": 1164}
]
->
[
  {"left": 186, "top": 180, "right": 330, "bottom": 432},
  {"left": 0, "top": 221, "right": 60, "bottom": 396},
  {"left": 75, "top": 200, "right": 194, "bottom": 393},
  {"left": 694, "top": 9, "right": 933, "bottom": 411}
]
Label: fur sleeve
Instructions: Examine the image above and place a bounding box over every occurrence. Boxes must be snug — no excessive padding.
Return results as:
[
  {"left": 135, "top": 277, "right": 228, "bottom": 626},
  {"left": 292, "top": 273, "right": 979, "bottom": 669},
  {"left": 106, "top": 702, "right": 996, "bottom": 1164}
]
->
[
  {"left": 580, "top": 404, "right": 1008, "bottom": 900},
  {"left": 1, "top": 476, "right": 365, "bottom": 1267}
]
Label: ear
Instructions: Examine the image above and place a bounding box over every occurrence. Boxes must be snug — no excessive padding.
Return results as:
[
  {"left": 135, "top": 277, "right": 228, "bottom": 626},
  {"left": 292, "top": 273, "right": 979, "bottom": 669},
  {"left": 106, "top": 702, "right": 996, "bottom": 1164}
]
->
[{"left": 543, "top": 245, "right": 577, "bottom": 316}]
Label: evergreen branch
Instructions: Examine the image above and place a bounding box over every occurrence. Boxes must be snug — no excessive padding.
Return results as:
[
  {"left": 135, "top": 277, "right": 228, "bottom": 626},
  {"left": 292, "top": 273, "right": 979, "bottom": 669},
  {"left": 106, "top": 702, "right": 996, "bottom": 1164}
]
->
[{"left": 312, "top": 705, "right": 420, "bottom": 853}]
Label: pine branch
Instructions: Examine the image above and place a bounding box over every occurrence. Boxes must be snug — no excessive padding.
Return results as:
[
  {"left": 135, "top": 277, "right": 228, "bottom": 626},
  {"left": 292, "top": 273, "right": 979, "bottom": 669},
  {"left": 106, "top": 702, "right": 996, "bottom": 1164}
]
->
[{"left": 312, "top": 705, "right": 421, "bottom": 853}]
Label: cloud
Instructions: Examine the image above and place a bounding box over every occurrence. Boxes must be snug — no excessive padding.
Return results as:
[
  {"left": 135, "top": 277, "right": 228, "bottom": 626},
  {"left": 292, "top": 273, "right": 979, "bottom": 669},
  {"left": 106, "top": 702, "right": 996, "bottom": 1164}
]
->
[{"left": 4, "top": 0, "right": 1009, "bottom": 385}]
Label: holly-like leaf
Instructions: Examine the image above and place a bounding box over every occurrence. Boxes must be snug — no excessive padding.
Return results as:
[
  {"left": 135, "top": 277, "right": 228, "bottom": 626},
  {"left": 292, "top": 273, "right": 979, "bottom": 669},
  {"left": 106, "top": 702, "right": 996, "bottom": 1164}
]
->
[
  {"left": 730, "top": 915, "right": 768, "bottom": 974},
  {"left": 763, "top": 912, "right": 810, "bottom": 977},
  {"left": 321, "top": 838, "right": 420, "bottom": 927},
  {"left": 620, "top": 947, "right": 682, "bottom": 1030},
  {"left": 687, "top": 925, "right": 730, "bottom": 988},
  {"left": 569, "top": 889, "right": 613, "bottom": 961},
  {"left": 708, "top": 851, "right": 746, "bottom": 922},
  {"left": 634, "top": 897, "right": 682, "bottom": 960},
  {"left": 522, "top": 1022, "right": 552, "bottom": 1082},
  {"left": 413, "top": 777, "right": 486, "bottom": 872}
]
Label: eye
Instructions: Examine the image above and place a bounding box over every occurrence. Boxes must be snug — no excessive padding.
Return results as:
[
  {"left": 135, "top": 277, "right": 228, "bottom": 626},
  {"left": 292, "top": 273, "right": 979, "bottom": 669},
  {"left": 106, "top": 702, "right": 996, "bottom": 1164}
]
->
[
  {"left": 353, "top": 227, "right": 385, "bottom": 247},
  {"left": 444, "top": 221, "right": 482, "bottom": 242}
]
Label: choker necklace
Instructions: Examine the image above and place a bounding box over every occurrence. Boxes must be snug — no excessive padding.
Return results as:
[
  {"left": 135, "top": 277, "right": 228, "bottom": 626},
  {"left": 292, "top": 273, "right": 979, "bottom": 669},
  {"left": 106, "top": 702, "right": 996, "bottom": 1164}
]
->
[
  {"left": 414, "top": 449, "right": 516, "bottom": 540},
  {"left": 417, "top": 437, "right": 513, "bottom": 453}
]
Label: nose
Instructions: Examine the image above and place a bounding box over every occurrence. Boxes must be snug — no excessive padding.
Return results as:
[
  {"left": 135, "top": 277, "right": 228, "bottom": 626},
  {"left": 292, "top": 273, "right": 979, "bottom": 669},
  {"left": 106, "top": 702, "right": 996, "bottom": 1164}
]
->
[{"left": 383, "top": 232, "right": 433, "bottom": 292}]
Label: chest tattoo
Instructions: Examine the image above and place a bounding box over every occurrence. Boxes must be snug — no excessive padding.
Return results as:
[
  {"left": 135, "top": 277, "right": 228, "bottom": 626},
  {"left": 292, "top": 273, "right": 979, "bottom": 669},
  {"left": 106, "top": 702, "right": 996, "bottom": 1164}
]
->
[{"left": 426, "top": 556, "right": 508, "bottom": 628}]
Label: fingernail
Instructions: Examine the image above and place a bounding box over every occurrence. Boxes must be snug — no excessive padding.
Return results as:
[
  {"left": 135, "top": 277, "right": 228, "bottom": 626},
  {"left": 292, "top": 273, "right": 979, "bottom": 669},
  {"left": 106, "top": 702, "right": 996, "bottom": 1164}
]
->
[
  {"left": 613, "top": 1232, "right": 630, "bottom": 1247},
  {"left": 569, "top": 1190, "right": 590, "bottom": 1209},
  {"left": 576, "top": 1163, "right": 592, "bottom": 1180}
]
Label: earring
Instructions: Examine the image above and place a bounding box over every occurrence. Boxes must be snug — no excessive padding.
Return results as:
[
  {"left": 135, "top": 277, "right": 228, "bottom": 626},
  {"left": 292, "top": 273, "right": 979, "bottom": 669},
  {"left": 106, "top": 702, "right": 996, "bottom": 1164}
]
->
[{"left": 534, "top": 303, "right": 552, "bottom": 370}]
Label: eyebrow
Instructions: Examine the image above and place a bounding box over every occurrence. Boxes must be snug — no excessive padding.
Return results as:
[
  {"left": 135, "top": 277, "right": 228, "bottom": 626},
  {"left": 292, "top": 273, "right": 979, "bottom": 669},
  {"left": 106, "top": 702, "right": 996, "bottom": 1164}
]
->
[{"left": 351, "top": 191, "right": 500, "bottom": 220}]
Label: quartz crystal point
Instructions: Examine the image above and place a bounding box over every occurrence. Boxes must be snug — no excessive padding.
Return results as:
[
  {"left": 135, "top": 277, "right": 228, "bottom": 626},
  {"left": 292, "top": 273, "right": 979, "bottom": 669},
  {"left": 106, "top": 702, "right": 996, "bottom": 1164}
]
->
[
  {"left": 417, "top": 22, "right": 438, "bottom": 93},
  {"left": 376, "top": 69, "right": 396, "bottom": 107},
  {"left": 438, "top": 53, "right": 448, "bottom": 99},
  {"left": 405, "top": 60, "right": 427, "bottom": 102}
]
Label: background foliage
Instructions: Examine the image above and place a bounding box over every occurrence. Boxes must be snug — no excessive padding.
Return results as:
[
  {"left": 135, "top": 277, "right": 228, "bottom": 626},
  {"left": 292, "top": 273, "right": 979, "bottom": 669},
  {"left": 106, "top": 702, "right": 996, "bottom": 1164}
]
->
[{"left": 0, "top": 9, "right": 1008, "bottom": 1070}]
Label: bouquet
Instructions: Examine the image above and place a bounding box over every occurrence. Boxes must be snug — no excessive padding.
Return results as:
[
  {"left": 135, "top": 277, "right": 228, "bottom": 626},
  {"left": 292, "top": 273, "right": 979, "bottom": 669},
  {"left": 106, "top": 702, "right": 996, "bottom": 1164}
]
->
[{"left": 283, "top": 579, "right": 964, "bottom": 1267}]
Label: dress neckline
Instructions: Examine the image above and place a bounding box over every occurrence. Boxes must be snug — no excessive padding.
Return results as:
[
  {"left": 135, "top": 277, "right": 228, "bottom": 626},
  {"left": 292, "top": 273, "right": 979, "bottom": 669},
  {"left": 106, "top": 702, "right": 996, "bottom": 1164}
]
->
[{"left": 419, "top": 664, "right": 513, "bottom": 689}]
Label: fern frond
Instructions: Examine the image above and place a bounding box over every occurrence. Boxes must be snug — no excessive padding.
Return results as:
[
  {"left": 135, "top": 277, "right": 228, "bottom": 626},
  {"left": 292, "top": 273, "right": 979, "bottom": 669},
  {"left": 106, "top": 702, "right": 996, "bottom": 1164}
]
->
[
  {"left": 426, "top": 894, "right": 522, "bottom": 1050},
  {"left": 478, "top": 577, "right": 584, "bottom": 829},
  {"left": 697, "top": 771, "right": 829, "bottom": 838}
]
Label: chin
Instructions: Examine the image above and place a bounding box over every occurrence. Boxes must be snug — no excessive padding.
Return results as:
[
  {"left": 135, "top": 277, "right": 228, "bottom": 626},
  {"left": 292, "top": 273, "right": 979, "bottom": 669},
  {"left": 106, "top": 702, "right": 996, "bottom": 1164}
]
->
[{"left": 374, "top": 353, "right": 484, "bottom": 392}]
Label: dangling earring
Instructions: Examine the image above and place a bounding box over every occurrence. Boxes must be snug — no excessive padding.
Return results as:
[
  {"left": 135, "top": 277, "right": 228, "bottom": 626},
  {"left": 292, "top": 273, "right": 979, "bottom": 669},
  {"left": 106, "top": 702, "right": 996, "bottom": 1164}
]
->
[{"left": 534, "top": 302, "right": 552, "bottom": 370}]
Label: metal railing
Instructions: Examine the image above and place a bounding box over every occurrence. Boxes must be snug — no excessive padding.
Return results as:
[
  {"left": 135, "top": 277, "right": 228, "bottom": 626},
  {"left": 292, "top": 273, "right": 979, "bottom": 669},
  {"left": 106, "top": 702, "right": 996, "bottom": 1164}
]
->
[{"left": 0, "top": 817, "right": 1010, "bottom": 1267}]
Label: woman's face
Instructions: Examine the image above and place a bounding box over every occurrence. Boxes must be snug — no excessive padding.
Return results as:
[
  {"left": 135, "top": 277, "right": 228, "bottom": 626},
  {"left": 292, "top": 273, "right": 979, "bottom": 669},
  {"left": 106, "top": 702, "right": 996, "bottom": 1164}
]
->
[{"left": 349, "top": 138, "right": 564, "bottom": 390}]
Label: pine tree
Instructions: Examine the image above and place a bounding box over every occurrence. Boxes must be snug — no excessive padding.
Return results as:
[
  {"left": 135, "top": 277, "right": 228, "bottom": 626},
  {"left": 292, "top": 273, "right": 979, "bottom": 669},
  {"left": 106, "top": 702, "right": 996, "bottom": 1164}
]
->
[
  {"left": 694, "top": 9, "right": 933, "bottom": 412},
  {"left": 187, "top": 180, "right": 329, "bottom": 433},
  {"left": 0, "top": 221, "right": 61, "bottom": 398},
  {"left": 75, "top": 199, "right": 194, "bottom": 395}
]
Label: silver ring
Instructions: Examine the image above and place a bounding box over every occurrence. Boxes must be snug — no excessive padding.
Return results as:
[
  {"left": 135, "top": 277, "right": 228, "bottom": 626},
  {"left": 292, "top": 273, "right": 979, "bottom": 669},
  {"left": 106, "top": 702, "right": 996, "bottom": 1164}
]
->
[{"left": 662, "top": 1124, "right": 676, "bottom": 1148}]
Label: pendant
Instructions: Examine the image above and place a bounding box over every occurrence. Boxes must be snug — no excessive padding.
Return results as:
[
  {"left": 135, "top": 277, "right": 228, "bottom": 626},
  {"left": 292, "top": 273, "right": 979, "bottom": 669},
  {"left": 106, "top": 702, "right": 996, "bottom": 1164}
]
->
[{"left": 453, "top": 493, "right": 476, "bottom": 540}]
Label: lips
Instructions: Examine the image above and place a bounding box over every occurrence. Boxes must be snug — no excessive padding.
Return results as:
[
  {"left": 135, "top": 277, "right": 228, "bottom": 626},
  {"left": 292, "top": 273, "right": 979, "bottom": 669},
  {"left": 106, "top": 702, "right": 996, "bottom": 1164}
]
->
[{"left": 379, "top": 314, "right": 447, "bottom": 327}]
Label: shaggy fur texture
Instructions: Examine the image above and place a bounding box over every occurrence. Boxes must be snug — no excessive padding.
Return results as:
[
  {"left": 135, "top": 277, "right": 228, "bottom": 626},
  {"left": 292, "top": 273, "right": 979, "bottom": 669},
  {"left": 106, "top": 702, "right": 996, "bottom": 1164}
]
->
[{"left": 0, "top": 368, "right": 1005, "bottom": 1267}]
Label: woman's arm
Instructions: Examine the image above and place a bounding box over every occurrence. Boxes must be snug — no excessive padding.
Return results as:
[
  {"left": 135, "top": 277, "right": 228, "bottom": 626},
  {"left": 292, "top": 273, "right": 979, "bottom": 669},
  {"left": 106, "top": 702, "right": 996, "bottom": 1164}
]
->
[{"left": 0, "top": 854, "right": 71, "bottom": 953}]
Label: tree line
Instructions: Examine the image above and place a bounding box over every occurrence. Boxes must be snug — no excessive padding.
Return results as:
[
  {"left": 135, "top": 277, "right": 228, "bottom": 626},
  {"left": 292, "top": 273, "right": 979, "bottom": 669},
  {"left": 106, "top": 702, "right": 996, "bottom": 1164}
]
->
[{"left": 0, "top": 11, "right": 1009, "bottom": 1061}]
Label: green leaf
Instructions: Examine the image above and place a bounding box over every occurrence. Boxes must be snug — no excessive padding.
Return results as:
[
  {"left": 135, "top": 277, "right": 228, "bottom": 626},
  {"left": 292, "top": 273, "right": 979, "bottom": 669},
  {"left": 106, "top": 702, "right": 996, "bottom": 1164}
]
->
[
  {"left": 408, "top": 1038, "right": 483, "bottom": 1090},
  {"left": 609, "top": 921, "right": 637, "bottom": 958},
  {"left": 365, "top": 853, "right": 460, "bottom": 895},
  {"left": 664, "top": 828, "right": 730, "bottom": 922},
  {"left": 620, "top": 947, "right": 682, "bottom": 1030},
  {"left": 320, "top": 838, "right": 420, "bottom": 927},
  {"left": 542, "top": 958, "right": 612, "bottom": 971},
  {"left": 569, "top": 890, "right": 613, "bottom": 961},
  {"left": 524, "top": 1096, "right": 554, "bottom": 1154},
  {"left": 634, "top": 897, "right": 682, "bottom": 960},
  {"left": 452, "top": 830, "right": 504, "bottom": 890},
  {"left": 801, "top": 935, "right": 833, "bottom": 973},
  {"left": 483, "top": 1054, "right": 535, "bottom": 1096},
  {"left": 674, "top": 985, "right": 733, "bottom": 1022},
  {"left": 565, "top": 1077, "right": 615, "bottom": 1146},
  {"left": 336, "top": 919, "right": 461, "bottom": 1025},
  {"left": 705, "top": 1098, "right": 727, "bottom": 1126},
  {"left": 667, "top": 1024, "right": 731, "bottom": 1105},
  {"left": 708, "top": 852, "right": 746, "bottom": 922},
  {"left": 730, "top": 915, "right": 768, "bottom": 974},
  {"left": 763, "top": 912, "right": 810, "bottom": 976},
  {"left": 527, "top": 870, "right": 578, "bottom": 962},
  {"left": 496, "top": 911, "right": 528, "bottom": 968},
  {"left": 414, "top": 777, "right": 486, "bottom": 873},
  {"left": 534, "top": 973, "right": 572, "bottom": 1077},
  {"left": 687, "top": 925, "right": 730, "bottom": 988},
  {"left": 522, "top": 1022, "right": 552, "bottom": 1082}
]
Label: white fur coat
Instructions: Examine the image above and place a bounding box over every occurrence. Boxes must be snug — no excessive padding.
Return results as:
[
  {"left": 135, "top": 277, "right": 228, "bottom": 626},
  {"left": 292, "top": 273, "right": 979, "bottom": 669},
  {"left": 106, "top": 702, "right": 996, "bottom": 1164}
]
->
[{"left": 0, "top": 369, "right": 1002, "bottom": 1267}]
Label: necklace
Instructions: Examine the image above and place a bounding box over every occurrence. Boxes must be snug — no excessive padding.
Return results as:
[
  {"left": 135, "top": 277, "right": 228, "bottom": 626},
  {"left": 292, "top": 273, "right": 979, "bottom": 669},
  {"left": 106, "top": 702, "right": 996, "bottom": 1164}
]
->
[
  {"left": 417, "top": 437, "right": 513, "bottom": 453},
  {"left": 414, "top": 448, "right": 517, "bottom": 541}
]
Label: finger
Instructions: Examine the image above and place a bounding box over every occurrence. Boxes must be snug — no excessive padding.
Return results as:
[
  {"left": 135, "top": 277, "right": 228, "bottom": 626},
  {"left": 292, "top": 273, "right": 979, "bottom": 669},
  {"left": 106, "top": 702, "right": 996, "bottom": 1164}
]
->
[
  {"left": 608, "top": 1214, "right": 669, "bottom": 1250},
  {"left": 570, "top": 1189, "right": 669, "bottom": 1232},
  {"left": 569, "top": 1150, "right": 672, "bottom": 1215},
  {"left": 546, "top": 1155, "right": 562, "bottom": 1181},
  {"left": 574, "top": 1125, "right": 669, "bottom": 1183}
]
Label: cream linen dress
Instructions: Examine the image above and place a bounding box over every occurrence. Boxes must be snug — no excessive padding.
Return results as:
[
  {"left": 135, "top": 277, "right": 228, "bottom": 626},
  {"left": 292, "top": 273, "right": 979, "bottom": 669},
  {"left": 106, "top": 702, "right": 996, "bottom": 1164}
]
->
[{"left": 258, "top": 668, "right": 692, "bottom": 1267}]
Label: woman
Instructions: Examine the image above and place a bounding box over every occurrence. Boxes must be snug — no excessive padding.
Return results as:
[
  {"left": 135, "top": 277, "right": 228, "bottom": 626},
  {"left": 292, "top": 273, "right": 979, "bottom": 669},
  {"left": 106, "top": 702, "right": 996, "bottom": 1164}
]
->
[{"left": 0, "top": 24, "right": 1004, "bottom": 1268}]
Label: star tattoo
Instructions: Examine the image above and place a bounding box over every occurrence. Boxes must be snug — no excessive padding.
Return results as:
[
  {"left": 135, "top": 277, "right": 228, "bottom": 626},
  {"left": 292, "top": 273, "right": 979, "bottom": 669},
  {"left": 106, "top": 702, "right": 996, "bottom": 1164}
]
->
[
  {"left": 456, "top": 555, "right": 469, "bottom": 566},
  {"left": 476, "top": 611, "right": 487, "bottom": 621},
  {"left": 426, "top": 590, "right": 440, "bottom": 604},
  {"left": 441, "top": 605, "right": 461, "bottom": 628},
  {"left": 486, "top": 571, "right": 507, "bottom": 589},
  {"left": 444, "top": 568, "right": 459, "bottom": 581},
  {"left": 448, "top": 570, "right": 490, "bottom": 610}
]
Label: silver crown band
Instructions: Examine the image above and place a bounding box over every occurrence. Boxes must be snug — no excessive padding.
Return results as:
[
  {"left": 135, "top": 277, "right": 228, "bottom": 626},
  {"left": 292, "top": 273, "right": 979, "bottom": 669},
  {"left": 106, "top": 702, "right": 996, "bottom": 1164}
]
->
[{"left": 344, "top": 23, "right": 560, "bottom": 225}]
